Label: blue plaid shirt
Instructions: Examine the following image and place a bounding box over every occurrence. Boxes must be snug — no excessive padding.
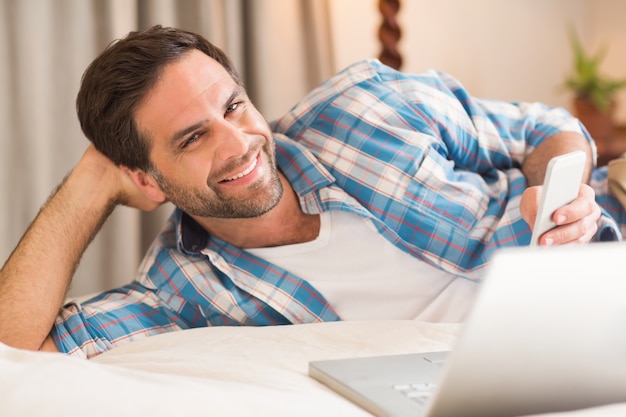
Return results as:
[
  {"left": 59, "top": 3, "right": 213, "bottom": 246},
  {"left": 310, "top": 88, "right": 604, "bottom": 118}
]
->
[{"left": 52, "top": 59, "right": 624, "bottom": 358}]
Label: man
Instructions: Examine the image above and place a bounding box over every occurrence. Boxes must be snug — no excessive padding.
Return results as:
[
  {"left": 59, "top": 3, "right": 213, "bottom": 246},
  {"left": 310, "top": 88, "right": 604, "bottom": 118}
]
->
[{"left": 0, "top": 26, "right": 620, "bottom": 358}]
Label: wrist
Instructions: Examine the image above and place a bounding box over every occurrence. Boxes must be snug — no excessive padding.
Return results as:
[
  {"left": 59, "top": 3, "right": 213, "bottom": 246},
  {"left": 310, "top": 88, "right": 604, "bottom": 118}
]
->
[{"left": 63, "top": 162, "right": 121, "bottom": 211}]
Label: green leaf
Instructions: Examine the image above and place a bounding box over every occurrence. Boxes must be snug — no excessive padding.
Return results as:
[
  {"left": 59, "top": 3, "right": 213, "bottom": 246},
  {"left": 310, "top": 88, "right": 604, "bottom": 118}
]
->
[{"left": 563, "top": 25, "right": 626, "bottom": 113}]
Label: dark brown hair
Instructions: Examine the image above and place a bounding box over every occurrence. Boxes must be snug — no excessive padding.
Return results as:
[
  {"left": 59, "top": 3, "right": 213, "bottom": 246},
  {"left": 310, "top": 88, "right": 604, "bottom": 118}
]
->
[{"left": 76, "top": 25, "right": 242, "bottom": 171}]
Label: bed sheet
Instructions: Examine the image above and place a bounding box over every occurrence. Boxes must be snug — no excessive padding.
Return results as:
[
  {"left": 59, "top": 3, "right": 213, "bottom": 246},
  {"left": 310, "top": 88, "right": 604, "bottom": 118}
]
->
[{"left": 1, "top": 320, "right": 624, "bottom": 417}]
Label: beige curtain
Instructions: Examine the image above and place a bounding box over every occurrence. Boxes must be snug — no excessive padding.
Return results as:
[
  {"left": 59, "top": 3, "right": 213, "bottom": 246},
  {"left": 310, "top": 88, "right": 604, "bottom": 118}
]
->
[{"left": 0, "top": 0, "right": 334, "bottom": 297}]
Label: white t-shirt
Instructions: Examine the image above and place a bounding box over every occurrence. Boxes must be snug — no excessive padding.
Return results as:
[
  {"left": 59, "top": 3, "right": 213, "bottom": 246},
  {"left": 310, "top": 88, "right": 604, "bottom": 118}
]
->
[{"left": 247, "top": 210, "right": 478, "bottom": 323}]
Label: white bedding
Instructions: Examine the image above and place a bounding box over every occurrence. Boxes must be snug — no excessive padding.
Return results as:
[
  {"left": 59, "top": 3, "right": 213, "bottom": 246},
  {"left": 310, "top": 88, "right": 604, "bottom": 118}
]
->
[{"left": 1, "top": 320, "right": 624, "bottom": 417}]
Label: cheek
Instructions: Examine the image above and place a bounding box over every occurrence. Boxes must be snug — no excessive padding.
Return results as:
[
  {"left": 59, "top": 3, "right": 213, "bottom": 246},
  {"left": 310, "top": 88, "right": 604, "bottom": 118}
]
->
[
  {"left": 245, "top": 108, "right": 272, "bottom": 134},
  {"left": 182, "top": 159, "right": 213, "bottom": 183},
  {"left": 154, "top": 154, "right": 212, "bottom": 187}
]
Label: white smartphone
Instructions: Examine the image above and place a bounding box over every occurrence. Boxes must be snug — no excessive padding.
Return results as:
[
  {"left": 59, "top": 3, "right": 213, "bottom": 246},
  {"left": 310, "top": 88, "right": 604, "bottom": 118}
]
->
[{"left": 530, "top": 150, "right": 587, "bottom": 246}]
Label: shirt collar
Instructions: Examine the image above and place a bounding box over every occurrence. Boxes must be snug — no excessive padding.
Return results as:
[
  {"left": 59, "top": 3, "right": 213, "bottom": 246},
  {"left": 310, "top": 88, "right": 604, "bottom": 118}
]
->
[
  {"left": 273, "top": 133, "right": 335, "bottom": 197},
  {"left": 176, "top": 210, "right": 207, "bottom": 255}
]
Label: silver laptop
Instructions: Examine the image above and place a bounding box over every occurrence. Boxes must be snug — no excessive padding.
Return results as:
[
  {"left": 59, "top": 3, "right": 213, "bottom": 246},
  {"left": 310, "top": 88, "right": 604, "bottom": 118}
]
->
[{"left": 309, "top": 242, "right": 626, "bottom": 417}]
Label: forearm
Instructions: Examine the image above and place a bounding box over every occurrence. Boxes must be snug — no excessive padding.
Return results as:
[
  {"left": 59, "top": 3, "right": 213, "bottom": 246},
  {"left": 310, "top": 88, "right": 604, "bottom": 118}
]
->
[
  {"left": 0, "top": 165, "right": 116, "bottom": 351},
  {"left": 522, "top": 131, "right": 593, "bottom": 186}
]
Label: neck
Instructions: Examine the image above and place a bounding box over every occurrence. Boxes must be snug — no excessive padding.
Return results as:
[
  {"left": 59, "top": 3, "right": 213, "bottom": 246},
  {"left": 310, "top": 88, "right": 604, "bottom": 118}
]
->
[{"left": 191, "top": 172, "right": 320, "bottom": 249}]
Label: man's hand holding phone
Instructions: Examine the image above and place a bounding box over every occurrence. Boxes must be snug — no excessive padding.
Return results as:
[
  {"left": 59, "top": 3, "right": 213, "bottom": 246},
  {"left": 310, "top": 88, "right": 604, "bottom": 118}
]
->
[{"left": 521, "top": 151, "right": 601, "bottom": 246}]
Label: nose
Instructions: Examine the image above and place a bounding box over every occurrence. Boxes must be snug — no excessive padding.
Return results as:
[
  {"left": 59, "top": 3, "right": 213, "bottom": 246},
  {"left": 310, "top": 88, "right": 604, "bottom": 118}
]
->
[{"left": 214, "top": 120, "right": 249, "bottom": 161}]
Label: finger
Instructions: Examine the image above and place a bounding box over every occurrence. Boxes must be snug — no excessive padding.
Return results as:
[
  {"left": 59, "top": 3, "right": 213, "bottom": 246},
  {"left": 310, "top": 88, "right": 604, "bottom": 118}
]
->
[
  {"left": 541, "top": 203, "right": 601, "bottom": 245},
  {"left": 552, "top": 184, "right": 597, "bottom": 226},
  {"left": 520, "top": 186, "right": 542, "bottom": 227}
]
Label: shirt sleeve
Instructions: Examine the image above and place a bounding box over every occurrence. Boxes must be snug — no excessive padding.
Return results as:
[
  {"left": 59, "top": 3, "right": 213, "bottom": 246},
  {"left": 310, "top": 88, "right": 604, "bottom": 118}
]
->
[
  {"left": 390, "top": 67, "right": 597, "bottom": 173},
  {"left": 51, "top": 281, "right": 193, "bottom": 359},
  {"left": 389, "top": 66, "right": 618, "bottom": 254},
  {"left": 422, "top": 70, "right": 622, "bottom": 243}
]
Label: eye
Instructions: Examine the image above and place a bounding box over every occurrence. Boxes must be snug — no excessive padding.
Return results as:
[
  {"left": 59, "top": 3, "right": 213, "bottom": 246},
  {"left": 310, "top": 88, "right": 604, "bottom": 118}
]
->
[
  {"left": 182, "top": 132, "right": 201, "bottom": 149},
  {"left": 226, "top": 102, "right": 240, "bottom": 114}
]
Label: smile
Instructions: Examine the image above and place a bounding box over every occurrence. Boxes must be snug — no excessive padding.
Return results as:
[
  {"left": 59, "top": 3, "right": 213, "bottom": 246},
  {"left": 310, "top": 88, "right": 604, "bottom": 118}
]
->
[{"left": 220, "top": 155, "right": 258, "bottom": 182}]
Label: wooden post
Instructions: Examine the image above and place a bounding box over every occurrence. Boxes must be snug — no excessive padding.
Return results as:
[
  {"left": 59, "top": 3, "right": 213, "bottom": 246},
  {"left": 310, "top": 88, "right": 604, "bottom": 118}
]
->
[{"left": 378, "top": 0, "right": 402, "bottom": 70}]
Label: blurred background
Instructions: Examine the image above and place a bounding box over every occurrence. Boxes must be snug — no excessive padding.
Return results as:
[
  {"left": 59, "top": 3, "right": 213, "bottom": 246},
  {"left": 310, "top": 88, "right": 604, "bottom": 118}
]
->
[{"left": 1, "top": 0, "right": 625, "bottom": 297}]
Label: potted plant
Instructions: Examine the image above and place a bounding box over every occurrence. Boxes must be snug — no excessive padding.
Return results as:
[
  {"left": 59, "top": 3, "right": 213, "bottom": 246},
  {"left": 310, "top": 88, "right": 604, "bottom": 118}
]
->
[{"left": 563, "top": 27, "right": 626, "bottom": 141}]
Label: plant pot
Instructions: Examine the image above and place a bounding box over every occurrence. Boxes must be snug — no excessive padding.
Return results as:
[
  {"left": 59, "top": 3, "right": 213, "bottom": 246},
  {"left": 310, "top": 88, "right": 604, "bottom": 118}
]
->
[{"left": 573, "top": 97, "right": 615, "bottom": 142}]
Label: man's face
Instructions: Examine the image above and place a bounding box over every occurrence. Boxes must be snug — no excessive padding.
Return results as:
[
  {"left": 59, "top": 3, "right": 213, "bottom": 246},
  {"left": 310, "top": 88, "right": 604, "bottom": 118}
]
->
[{"left": 134, "top": 49, "right": 283, "bottom": 219}]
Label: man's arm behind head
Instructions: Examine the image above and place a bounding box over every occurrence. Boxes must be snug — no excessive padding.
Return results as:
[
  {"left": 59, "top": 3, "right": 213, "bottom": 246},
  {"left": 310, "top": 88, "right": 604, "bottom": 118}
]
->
[{"left": 0, "top": 146, "right": 159, "bottom": 352}]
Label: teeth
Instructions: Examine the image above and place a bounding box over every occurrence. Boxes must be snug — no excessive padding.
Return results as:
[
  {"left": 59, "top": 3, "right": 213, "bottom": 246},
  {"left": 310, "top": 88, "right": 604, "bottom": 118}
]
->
[{"left": 223, "top": 157, "right": 257, "bottom": 181}]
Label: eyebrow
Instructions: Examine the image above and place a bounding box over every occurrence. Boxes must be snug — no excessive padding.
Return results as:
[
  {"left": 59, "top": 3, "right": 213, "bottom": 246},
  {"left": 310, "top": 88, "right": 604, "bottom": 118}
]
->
[{"left": 167, "top": 88, "right": 243, "bottom": 149}]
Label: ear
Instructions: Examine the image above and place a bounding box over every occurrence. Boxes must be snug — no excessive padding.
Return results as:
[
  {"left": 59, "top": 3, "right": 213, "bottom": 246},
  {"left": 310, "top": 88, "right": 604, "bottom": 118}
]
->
[{"left": 120, "top": 166, "right": 168, "bottom": 204}]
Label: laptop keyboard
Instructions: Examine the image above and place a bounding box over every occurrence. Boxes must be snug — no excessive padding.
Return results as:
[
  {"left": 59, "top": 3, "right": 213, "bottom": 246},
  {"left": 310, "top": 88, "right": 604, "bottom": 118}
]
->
[{"left": 392, "top": 382, "right": 437, "bottom": 405}]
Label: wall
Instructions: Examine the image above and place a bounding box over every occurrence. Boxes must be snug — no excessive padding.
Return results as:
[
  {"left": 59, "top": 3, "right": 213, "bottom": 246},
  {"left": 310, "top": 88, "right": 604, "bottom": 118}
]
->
[
  {"left": 589, "top": 0, "right": 626, "bottom": 123},
  {"left": 328, "top": 0, "right": 626, "bottom": 123}
]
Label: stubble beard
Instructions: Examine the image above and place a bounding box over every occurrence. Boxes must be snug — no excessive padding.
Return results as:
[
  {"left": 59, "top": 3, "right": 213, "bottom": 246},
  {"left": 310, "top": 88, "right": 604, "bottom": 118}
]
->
[{"left": 151, "top": 144, "right": 284, "bottom": 219}]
